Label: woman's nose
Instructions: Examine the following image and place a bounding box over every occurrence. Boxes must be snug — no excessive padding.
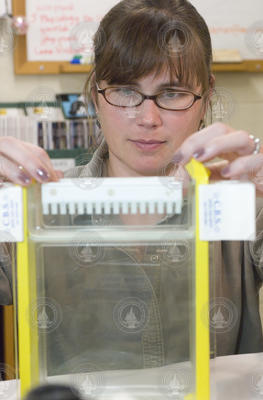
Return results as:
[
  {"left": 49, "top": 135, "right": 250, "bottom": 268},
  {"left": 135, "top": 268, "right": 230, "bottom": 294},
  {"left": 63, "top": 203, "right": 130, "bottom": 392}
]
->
[{"left": 135, "top": 99, "right": 162, "bottom": 128}]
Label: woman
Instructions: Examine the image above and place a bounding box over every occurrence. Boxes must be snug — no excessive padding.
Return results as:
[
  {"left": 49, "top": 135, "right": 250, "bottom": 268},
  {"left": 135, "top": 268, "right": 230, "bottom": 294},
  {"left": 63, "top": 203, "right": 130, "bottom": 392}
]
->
[{"left": 0, "top": 0, "right": 263, "bottom": 370}]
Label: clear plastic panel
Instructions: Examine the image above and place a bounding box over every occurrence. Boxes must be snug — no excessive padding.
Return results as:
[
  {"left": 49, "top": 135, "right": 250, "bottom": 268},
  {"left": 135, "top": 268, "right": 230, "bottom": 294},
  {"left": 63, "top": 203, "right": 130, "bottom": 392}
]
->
[{"left": 20, "top": 172, "right": 201, "bottom": 399}]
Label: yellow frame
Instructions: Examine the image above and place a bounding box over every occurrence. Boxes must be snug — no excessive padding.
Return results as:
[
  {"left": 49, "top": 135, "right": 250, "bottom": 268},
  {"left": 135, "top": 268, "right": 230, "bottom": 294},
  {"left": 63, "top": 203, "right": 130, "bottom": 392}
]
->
[
  {"left": 186, "top": 159, "right": 210, "bottom": 400},
  {"left": 17, "top": 188, "right": 39, "bottom": 397}
]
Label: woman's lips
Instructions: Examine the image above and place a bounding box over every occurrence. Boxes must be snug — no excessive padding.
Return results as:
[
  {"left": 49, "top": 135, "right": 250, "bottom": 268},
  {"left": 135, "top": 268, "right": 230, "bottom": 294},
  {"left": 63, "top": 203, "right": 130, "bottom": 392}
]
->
[{"left": 129, "top": 139, "right": 166, "bottom": 151}]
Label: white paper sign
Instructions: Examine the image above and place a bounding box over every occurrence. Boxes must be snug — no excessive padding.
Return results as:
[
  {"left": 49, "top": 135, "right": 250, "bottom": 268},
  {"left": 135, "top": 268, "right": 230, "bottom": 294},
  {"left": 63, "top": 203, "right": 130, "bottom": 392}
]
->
[
  {"left": 26, "top": 0, "right": 118, "bottom": 61},
  {"left": 199, "top": 182, "right": 255, "bottom": 241},
  {"left": 0, "top": 185, "right": 23, "bottom": 242}
]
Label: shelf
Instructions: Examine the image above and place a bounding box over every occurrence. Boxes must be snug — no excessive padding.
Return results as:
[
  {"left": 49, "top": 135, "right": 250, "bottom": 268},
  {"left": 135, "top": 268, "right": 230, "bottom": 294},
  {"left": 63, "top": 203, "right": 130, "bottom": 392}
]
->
[
  {"left": 212, "top": 60, "right": 263, "bottom": 72},
  {"left": 61, "top": 61, "right": 263, "bottom": 74},
  {"left": 59, "top": 64, "right": 93, "bottom": 74}
]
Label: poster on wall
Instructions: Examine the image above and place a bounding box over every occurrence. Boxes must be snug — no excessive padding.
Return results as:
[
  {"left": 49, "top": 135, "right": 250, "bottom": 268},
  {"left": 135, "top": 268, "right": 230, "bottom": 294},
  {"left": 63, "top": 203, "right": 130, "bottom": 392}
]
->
[{"left": 26, "top": 0, "right": 119, "bottom": 61}]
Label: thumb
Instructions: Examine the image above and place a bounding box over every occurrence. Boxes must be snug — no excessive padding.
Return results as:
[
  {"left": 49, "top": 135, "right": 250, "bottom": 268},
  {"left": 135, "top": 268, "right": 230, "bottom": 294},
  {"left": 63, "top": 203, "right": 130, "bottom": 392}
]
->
[{"left": 54, "top": 170, "right": 64, "bottom": 180}]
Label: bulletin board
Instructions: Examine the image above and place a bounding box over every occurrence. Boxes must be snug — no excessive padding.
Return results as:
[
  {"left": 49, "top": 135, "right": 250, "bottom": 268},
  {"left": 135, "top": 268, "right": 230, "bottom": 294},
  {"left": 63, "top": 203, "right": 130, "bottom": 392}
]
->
[
  {"left": 13, "top": 0, "right": 263, "bottom": 74},
  {"left": 13, "top": 0, "right": 117, "bottom": 74}
]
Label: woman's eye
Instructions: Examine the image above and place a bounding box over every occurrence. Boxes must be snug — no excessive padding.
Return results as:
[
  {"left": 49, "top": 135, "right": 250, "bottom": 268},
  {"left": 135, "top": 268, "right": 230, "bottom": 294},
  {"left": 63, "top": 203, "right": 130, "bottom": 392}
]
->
[{"left": 163, "top": 91, "right": 182, "bottom": 99}]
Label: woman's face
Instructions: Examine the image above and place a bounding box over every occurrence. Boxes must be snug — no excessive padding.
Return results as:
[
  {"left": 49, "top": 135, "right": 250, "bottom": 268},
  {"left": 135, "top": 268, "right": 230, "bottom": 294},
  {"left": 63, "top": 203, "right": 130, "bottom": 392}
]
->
[{"left": 95, "top": 69, "right": 207, "bottom": 177}]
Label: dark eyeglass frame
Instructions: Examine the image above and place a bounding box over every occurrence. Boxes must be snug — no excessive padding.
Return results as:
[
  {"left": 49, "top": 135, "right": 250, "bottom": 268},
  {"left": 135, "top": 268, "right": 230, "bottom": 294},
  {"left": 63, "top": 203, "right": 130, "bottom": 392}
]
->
[{"left": 95, "top": 83, "right": 202, "bottom": 111}]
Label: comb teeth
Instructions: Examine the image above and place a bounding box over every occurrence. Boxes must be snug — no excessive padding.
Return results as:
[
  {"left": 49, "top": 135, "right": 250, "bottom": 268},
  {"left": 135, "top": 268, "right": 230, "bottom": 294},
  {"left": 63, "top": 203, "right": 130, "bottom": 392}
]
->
[
  {"left": 43, "top": 201, "right": 180, "bottom": 216},
  {"left": 41, "top": 177, "right": 183, "bottom": 216}
]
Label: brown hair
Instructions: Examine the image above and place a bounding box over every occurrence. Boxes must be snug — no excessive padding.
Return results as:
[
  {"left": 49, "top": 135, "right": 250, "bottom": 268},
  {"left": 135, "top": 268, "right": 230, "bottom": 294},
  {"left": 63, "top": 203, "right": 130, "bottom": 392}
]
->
[{"left": 85, "top": 0, "right": 213, "bottom": 109}]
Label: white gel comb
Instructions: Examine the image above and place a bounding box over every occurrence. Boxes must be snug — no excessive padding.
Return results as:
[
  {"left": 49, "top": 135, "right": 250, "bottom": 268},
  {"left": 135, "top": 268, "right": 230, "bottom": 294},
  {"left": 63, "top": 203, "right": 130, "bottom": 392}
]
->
[{"left": 41, "top": 177, "right": 183, "bottom": 216}]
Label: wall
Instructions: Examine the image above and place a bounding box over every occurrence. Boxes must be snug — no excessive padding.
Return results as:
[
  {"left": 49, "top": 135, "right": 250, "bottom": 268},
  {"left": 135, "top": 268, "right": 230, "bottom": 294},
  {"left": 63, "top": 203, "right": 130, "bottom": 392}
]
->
[
  {"left": 214, "top": 72, "right": 263, "bottom": 139},
  {"left": 0, "top": 50, "right": 87, "bottom": 102},
  {"left": 1, "top": 49, "right": 263, "bottom": 139}
]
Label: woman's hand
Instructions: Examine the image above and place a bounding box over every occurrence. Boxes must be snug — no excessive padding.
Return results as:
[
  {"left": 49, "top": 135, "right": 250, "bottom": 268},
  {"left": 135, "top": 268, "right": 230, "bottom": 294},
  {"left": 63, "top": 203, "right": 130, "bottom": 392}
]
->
[
  {"left": 0, "top": 137, "right": 63, "bottom": 186},
  {"left": 173, "top": 122, "right": 263, "bottom": 195}
]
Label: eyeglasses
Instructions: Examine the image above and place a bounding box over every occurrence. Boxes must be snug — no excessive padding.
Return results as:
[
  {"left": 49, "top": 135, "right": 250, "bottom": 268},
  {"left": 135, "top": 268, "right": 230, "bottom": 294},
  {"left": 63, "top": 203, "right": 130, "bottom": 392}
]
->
[{"left": 96, "top": 83, "right": 202, "bottom": 111}]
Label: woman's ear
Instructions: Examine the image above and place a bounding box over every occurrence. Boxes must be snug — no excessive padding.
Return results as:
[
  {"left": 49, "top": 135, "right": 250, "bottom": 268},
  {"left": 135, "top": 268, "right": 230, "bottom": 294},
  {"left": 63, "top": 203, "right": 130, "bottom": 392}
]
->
[
  {"left": 209, "top": 73, "right": 215, "bottom": 95},
  {"left": 204, "top": 74, "right": 215, "bottom": 104}
]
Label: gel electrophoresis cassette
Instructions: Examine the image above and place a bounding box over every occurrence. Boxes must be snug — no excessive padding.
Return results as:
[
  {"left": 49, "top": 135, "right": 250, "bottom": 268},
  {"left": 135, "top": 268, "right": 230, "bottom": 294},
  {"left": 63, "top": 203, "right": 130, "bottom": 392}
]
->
[{"left": 2, "top": 159, "right": 212, "bottom": 400}]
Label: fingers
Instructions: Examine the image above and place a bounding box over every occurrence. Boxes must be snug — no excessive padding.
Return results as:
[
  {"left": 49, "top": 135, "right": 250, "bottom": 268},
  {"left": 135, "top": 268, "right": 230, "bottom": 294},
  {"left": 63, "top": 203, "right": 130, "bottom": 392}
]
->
[
  {"left": 0, "top": 137, "right": 62, "bottom": 185},
  {"left": 173, "top": 123, "right": 256, "bottom": 165},
  {"left": 170, "top": 122, "right": 263, "bottom": 183},
  {"left": 203, "top": 160, "right": 229, "bottom": 181},
  {"left": 202, "top": 156, "right": 263, "bottom": 182},
  {"left": 0, "top": 156, "right": 32, "bottom": 186},
  {"left": 219, "top": 153, "right": 263, "bottom": 179},
  {"left": 20, "top": 141, "right": 58, "bottom": 179},
  {"left": 172, "top": 122, "right": 233, "bottom": 163},
  {"left": 54, "top": 170, "right": 64, "bottom": 179},
  {"left": 193, "top": 131, "right": 256, "bottom": 163}
]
